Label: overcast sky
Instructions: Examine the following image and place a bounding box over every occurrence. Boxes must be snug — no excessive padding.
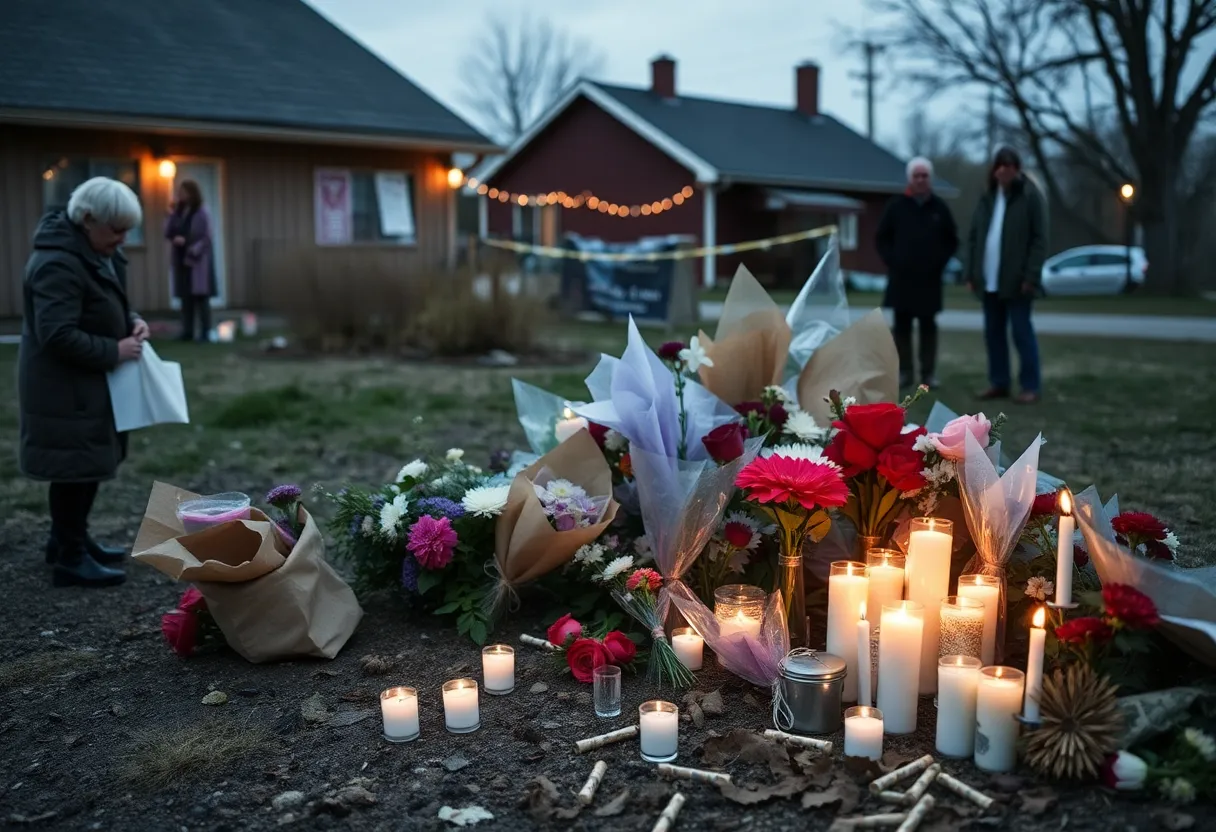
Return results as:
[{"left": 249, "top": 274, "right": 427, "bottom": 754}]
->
[{"left": 305, "top": 0, "right": 912, "bottom": 144}]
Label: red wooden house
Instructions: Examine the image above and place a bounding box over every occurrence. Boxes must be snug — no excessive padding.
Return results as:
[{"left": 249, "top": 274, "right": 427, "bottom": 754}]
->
[{"left": 474, "top": 57, "right": 953, "bottom": 288}]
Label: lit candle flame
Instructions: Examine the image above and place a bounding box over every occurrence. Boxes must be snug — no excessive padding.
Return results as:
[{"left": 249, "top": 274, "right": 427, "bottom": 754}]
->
[
  {"left": 1033, "top": 607, "right": 1046, "bottom": 628},
  {"left": 562, "top": 407, "right": 574, "bottom": 419},
  {"left": 1059, "top": 489, "right": 1072, "bottom": 515},
  {"left": 860, "top": 601, "right": 867, "bottom": 621}
]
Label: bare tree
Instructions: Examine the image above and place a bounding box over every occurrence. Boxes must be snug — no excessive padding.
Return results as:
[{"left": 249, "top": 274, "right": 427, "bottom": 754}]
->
[
  {"left": 459, "top": 15, "right": 606, "bottom": 143},
  {"left": 872, "top": 0, "right": 1216, "bottom": 294}
]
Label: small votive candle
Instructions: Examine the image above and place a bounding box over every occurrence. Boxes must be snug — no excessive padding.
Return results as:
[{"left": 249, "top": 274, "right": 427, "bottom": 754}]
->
[
  {"left": 714, "top": 584, "right": 765, "bottom": 641},
  {"left": 482, "top": 644, "right": 515, "bottom": 695},
  {"left": 639, "top": 700, "right": 679, "bottom": 763},
  {"left": 844, "top": 706, "right": 884, "bottom": 761},
  {"left": 671, "top": 627, "right": 704, "bottom": 671},
  {"left": 380, "top": 686, "right": 419, "bottom": 743},
  {"left": 442, "top": 679, "right": 480, "bottom": 734},
  {"left": 975, "top": 667, "right": 1025, "bottom": 772},
  {"left": 939, "top": 596, "right": 986, "bottom": 659},
  {"left": 936, "top": 656, "right": 982, "bottom": 758}
]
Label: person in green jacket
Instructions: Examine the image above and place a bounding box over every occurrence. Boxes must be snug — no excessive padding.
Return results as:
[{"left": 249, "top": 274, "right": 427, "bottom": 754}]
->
[{"left": 963, "top": 146, "right": 1047, "bottom": 404}]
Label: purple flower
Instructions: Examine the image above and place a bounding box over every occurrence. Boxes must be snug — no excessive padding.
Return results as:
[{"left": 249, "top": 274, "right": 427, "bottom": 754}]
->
[
  {"left": 554, "top": 513, "right": 578, "bottom": 532},
  {"left": 416, "top": 496, "right": 465, "bottom": 520},
  {"left": 275, "top": 519, "right": 298, "bottom": 548},
  {"left": 407, "top": 515, "right": 458, "bottom": 569},
  {"left": 372, "top": 495, "right": 387, "bottom": 510},
  {"left": 348, "top": 515, "right": 363, "bottom": 538},
  {"left": 400, "top": 555, "right": 419, "bottom": 592},
  {"left": 658, "top": 341, "right": 686, "bottom": 362},
  {"left": 266, "top": 484, "right": 302, "bottom": 507},
  {"left": 488, "top": 449, "right": 511, "bottom": 473}
]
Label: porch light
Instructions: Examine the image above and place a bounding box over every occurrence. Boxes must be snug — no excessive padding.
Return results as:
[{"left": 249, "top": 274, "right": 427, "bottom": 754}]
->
[
  {"left": 158, "top": 159, "right": 177, "bottom": 180},
  {"left": 447, "top": 167, "right": 464, "bottom": 188},
  {"left": 1119, "top": 183, "right": 1135, "bottom": 202}
]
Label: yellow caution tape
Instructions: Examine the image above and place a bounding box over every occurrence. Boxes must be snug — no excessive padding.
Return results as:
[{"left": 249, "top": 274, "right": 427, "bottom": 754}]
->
[{"left": 479, "top": 224, "right": 837, "bottom": 262}]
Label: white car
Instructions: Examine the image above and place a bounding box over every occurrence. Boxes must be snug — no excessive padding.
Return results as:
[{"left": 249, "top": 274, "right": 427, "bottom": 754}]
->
[{"left": 1041, "top": 245, "right": 1148, "bottom": 295}]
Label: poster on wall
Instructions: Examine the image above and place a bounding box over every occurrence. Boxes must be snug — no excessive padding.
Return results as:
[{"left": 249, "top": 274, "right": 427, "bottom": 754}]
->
[
  {"left": 374, "top": 171, "right": 415, "bottom": 240},
  {"left": 314, "top": 168, "right": 352, "bottom": 245}
]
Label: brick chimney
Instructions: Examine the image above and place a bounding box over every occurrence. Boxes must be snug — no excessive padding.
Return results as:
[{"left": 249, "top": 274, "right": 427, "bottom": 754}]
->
[
  {"left": 796, "top": 61, "right": 820, "bottom": 117},
  {"left": 651, "top": 55, "right": 676, "bottom": 99}
]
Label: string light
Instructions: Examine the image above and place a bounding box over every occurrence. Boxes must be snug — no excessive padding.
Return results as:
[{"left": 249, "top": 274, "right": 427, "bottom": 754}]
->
[{"left": 457, "top": 178, "right": 696, "bottom": 218}]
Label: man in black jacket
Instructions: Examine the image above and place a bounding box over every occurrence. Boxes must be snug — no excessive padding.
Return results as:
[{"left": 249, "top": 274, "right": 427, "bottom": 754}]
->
[{"left": 875, "top": 157, "right": 959, "bottom": 389}]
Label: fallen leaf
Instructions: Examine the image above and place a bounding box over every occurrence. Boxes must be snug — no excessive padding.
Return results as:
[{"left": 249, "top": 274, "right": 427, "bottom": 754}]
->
[
  {"left": 743, "top": 692, "right": 761, "bottom": 708},
  {"left": 878, "top": 750, "right": 915, "bottom": 772},
  {"left": 987, "top": 773, "right": 1026, "bottom": 793},
  {"left": 1156, "top": 809, "right": 1195, "bottom": 831},
  {"left": 301, "top": 693, "right": 330, "bottom": 724},
  {"left": 201, "top": 691, "right": 228, "bottom": 706},
  {"left": 801, "top": 784, "right": 845, "bottom": 810},
  {"left": 520, "top": 748, "right": 546, "bottom": 763},
  {"left": 360, "top": 655, "right": 393, "bottom": 676},
  {"left": 442, "top": 754, "right": 470, "bottom": 773},
  {"left": 689, "top": 702, "right": 705, "bottom": 728},
  {"left": 512, "top": 726, "right": 545, "bottom": 744},
  {"left": 717, "top": 775, "right": 811, "bottom": 805},
  {"left": 529, "top": 682, "right": 549, "bottom": 694},
  {"left": 1017, "top": 786, "right": 1057, "bottom": 816},
  {"left": 919, "top": 804, "right": 976, "bottom": 832},
  {"left": 437, "top": 805, "right": 494, "bottom": 827},
  {"left": 700, "top": 689, "right": 725, "bottom": 715},
  {"left": 329, "top": 710, "right": 373, "bottom": 728},
  {"left": 520, "top": 777, "right": 562, "bottom": 822},
  {"left": 842, "top": 754, "right": 883, "bottom": 781},
  {"left": 700, "top": 729, "right": 792, "bottom": 778},
  {"left": 594, "top": 789, "right": 630, "bottom": 817}
]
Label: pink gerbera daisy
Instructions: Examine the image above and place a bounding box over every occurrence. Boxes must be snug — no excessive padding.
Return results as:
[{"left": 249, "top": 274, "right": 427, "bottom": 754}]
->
[
  {"left": 735, "top": 454, "right": 849, "bottom": 510},
  {"left": 407, "top": 515, "right": 458, "bottom": 569},
  {"left": 625, "top": 567, "right": 663, "bottom": 592}
]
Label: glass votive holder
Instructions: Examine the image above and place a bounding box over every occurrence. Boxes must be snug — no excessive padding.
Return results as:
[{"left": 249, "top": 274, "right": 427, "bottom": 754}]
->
[
  {"left": 936, "top": 655, "right": 982, "bottom": 758},
  {"left": 843, "top": 705, "right": 884, "bottom": 761},
  {"left": 714, "top": 584, "right": 765, "bottom": 641},
  {"left": 939, "top": 596, "right": 985, "bottom": 659},
  {"left": 593, "top": 664, "right": 622, "bottom": 718},
  {"left": 639, "top": 700, "right": 679, "bottom": 763},
  {"left": 482, "top": 644, "right": 515, "bottom": 695},
  {"left": 380, "top": 686, "right": 419, "bottom": 743},
  {"left": 670, "top": 627, "right": 704, "bottom": 671},
  {"left": 442, "top": 678, "right": 480, "bottom": 734}
]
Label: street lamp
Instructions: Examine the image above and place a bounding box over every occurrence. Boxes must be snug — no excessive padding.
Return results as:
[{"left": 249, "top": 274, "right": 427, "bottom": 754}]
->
[{"left": 1119, "top": 183, "right": 1136, "bottom": 288}]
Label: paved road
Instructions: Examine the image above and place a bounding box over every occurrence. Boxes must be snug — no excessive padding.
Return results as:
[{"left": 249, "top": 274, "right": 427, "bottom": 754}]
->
[{"left": 697, "top": 302, "right": 1216, "bottom": 343}]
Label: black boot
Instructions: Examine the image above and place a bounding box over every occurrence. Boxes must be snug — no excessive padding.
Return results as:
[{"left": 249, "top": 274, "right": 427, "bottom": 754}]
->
[
  {"left": 45, "top": 535, "right": 126, "bottom": 565},
  {"left": 51, "top": 540, "right": 126, "bottom": 588}
]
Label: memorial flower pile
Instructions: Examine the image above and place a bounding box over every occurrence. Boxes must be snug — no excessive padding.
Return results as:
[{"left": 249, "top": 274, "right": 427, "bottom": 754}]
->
[
  {"left": 1110, "top": 511, "right": 1181, "bottom": 561},
  {"left": 161, "top": 586, "right": 222, "bottom": 658}
]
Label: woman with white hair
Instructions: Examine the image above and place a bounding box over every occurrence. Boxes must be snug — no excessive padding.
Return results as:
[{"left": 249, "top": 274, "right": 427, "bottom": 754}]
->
[{"left": 19, "top": 176, "right": 149, "bottom": 587}]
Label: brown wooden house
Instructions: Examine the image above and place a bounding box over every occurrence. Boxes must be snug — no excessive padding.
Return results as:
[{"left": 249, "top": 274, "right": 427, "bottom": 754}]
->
[
  {"left": 0, "top": 0, "right": 496, "bottom": 318},
  {"left": 476, "top": 57, "right": 955, "bottom": 287}
]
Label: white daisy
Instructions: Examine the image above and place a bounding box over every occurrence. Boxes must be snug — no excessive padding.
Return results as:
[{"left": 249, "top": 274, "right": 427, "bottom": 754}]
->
[
  {"left": 379, "top": 502, "right": 404, "bottom": 538},
  {"left": 541, "top": 478, "right": 587, "bottom": 503},
  {"left": 360, "top": 515, "right": 374, "bottom": 537},
  {"left": 723, "top": 511, "right": 762, "bottom": 550},
  {"left": 1024, "top": 576, "right": 1054, "bottom": 602},
  {"left": 728, "top": 547, "right": 752, "bottom": 573},
  {"left": 604, "top": 429, "right": 628, "bottom": 453},
  {"left": 398, "top": 459, "right": 428, "bottom": 481},
  {"left": 764, "top": 385, "right": 796, "bottom": 405},
  {"left": 783, "top": 410, "right": 826, "bottom": 443},
  {"left": 461, "top": 484, "right": 511, "bottom": 518},
  {"left": 573, "top": 543, "right": 607, "bottom": 565},
  {"left": 446, "top": 448, "right": 465, "bottom": 462},
  {"left": 1163, "top": 529, "right": 1180, "bottom": 554},
  {"left": 599, "top": 555, "right": 635, "bottom": 583},
  {"left": 1184, "top": 728, "right": 1216, "bottom": 762},
  {"left": 678, "top": 336, "right": 714, "bottom": 372}
]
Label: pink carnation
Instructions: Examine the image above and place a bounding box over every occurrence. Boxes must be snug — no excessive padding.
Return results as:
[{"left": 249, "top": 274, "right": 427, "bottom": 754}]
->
[
  {"left": 929, "top": 413, "right": 992, "bottom": 461},
  {"left": 407, "top": 515, "right": 458, "bottom": 569}
]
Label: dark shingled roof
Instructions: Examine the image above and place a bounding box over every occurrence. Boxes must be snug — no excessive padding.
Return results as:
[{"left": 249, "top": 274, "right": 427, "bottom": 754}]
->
[
  {"left": 592, "top": 82, "right": 912, "bottom": 193},
  {"left": 0, "top": 0, "right": 492, "bottom": 148}
]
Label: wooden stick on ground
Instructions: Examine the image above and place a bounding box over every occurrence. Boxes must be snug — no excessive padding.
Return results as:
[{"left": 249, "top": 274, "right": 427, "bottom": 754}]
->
[
  {"left": 874, "top": 791, "right": 907, "bottom": 805},
  {"left": 901, "top": 764, "right": 940, "bottom": 806},
  {"left": 574, "top": 725, "right": 638, "bottom": 754},
  {"left": 935, "top": 772, "right": 994, "bottom": 810},
  {"left": 869, "top": 754, "right": 935, "bottom": 794},
  {"left": 519, "top": 633, "right": 558, "bottom": 651},
  {"left": 837, "top": 813, "right": 909, "bottom": 829},
  {"left": 651, "top": 792, "right": 686, "bottom": 832},
  {"left": 895, "top": 794, "right": 936, "bottom": 832},
  {"left": 657, "top": 763, "right": 732, "bottom": 786},
  {"left": 763, "top": 729, "right": 834, "bottom": 753},
  {"left": 577, "top": 760, "right": 608, "bottom": 805}
]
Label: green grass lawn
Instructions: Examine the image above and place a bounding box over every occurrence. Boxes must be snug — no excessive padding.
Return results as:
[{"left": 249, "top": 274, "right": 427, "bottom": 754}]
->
[
  {"left": 700, "top": 284, "right": 1216, "bottom": 317},
  {"left": 0, "top": 323, "right": 1211, "bottom": 559}
]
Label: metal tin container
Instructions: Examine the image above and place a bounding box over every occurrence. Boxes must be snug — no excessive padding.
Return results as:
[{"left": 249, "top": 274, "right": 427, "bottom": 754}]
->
[{"left": 775, "top": 651, "right": 848, "bottom": 735}]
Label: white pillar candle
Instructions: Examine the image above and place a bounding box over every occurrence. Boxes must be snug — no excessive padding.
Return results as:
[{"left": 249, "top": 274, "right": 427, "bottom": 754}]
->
[
  {"left": 957, "top": 574, "right": 1001, "bottom": 666},
  {"left": 827, "top": 561, "right": 869, "bottom": 702},
  {"left": 876, "top": 601, "right": 925, "bottom": 735},
  {"left": 1054, "top": 491, "right": 1075, "bottom": 607},
  {"left": 482, "top": 644, "right": 515, "bottom": 695},
  {"left": 1023, "top": 608, "right": 1047, "bottom": 722},
  {"left": 380, "top": 686, "right": 419, "bottom": 742},
  {"left": 844, "top": 706, "right": 884, "bottom": 761},
  {"left": 639, "top": 701, "right": 679, "bottom": 762},
  {"left": 718, "top": 610, "right": 762, "bottom": 641},
  {"left": 671, "top": 627, "right": 703, "bottom": 671},
  {"left": 906, "top": 518, "right": 953, "bottom": 695},
  {"left": 975, "top": 667, "right": 1024, "bottom": 772},
  {"left": 935, "top": 656, "right": 981, "bottom": 758},
  {"left": 866, "top": 550, "right": 905, "bottom": 623},
  {"left": 442, "top": 679, "right": 480, "bottom": 733},
  {"left": 857, "top": 605, "right": 873, "bottom": 706},
  {"left": 555, "top": 407, "right": 589, "bottom": 443}
]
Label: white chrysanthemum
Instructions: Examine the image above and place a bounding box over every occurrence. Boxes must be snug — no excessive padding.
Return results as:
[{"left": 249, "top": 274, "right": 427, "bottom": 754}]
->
[
  {"left": 604, "top": 429, "right": 628, "bottom": 453},
  {"left": 446, "top": 448, "right": 465, "bottom": 462},
  {"left": 764, "top": 385, "right": 796, "bottom": 405},
  {"left": 430, "top": 475, "right": 452, "bottom": 488},
  {"left": 1161, "top": 777, "right": 1196, "bottom": 804},
  {"left": 392, "top": 493, "right": 409, "bottom": 512},
  {"left": 599, "top": 555, "right": 634, "bottom": 583},
  {"left": 574, "top": 543, "right": 606, "bottom": 565},
  {"left": 1024, "top": 576, "right": 1054, "bottom": 601},
  {"left": 461, "top": 484, "right": 511, "bottom": 518},
  {"left": 912, "top": 433, "right": 937, "bottom": 454},
  {"left": 389, "top": 484, "right": 401, "bottom": 494},
  {"left": 1185, "top": 728, "right": 1216, "bottom": 762},
  {"left": 728, "top": 547, "right": 751, "bottom": 573},
  {"left": 360, "top": 515, "right": 374, "bottom": 537},
  {"left": 783, "top": 410, "right": 826, "bottom": 443},
  {"left": 763, "top": 443, "right": 839, "bottom": 469},
  {"left": 541, "top": 478, "right": 587, "bottom": 503},
  {"left": 633, "top": 535, "right": 653, "bottom": 561},
  {"left": 678, "top": 336, "right": 713, "bottom": 372},
  {"left": 398, "top": 459, "right": 428, "bottom": 481},
  {"left": 1164, "top": 529, "right": 1180, "bottom": 554},
  {"left": 379, "top": 502, "right": 404, "bottom": 538}
]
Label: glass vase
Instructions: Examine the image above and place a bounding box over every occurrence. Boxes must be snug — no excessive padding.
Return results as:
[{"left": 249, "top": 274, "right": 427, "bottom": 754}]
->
[
  {"left": 778, "top": 552, "right": 807, "bottom": 649},
  {"left": 854, "top": 534, "right": 882, "bottom": 561}
]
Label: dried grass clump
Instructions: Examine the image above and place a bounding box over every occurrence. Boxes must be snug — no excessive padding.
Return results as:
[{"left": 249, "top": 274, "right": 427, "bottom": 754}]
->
[
  {"left": 119, "top": 723, "right": 269, "bottom": 790},
  {"left": 0, "top": 650, "right": 99, "bottom": 690}
]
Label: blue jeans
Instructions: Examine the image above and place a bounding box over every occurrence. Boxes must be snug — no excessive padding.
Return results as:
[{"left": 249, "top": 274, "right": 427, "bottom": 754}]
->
[{"left": 982, "top": 293, "right": 1041, "bottom": 393}]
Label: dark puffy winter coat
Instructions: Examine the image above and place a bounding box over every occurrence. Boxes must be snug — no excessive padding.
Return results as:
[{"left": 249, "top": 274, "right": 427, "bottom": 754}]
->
[
  {"left": 875, "top": 192, "right": 959, "bottom": 316},
  {"left": 18, "top": 211, "right": 137, "bottom": 482},
  {"left": 963, "top": 175, "right": 1048, "bottom": 300}
]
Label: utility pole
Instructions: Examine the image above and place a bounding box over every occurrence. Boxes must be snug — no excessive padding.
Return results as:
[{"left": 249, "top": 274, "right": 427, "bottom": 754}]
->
[
  {"left": 985, "top": 89, "right": 996, "bottom": 159},
  {"left": 848, "top": 40, "right": 885, "bottom": 140}
]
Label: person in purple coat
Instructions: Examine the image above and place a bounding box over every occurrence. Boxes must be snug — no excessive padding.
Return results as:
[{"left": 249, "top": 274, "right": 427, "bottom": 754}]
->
[{"left": 164, "top": 179, "right": 216, "bottom": 341}]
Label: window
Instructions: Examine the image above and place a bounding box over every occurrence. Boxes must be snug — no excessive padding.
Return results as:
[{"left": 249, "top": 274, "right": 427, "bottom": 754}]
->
[
  {"left": 838, "top": 213, "right": 858, "bottom": 251},
  {"left": 352, "top": 170, "right": 416, "bottom": 244},
  {"left": 42, "top": 157, "right": 145, "bottom": 244},
  {"left": 1089, "top": 253, "right": 1128, "bottom": 266},
  {"left": 1051, "top": 254, "right": 1091, "bottom": 270}
]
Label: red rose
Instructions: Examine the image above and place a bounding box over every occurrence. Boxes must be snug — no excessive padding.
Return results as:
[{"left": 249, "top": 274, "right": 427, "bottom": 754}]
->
[
  {"left": 825, "top": 428, "right": 880, "bottom": 477},
  {"left": 546, "top": 613, "right": 583, "bottom": 647},
  {"left": 1102, "top": 584, "right": 1160, "bottom": 629},
  {"left": 178, "top": 586, "right": 207, "bottom": 614},
  {"left": 1111, "top": 512, "right": 1167, "bottom": 541},
  {"left": 767, "top": 403, "right": 789, "bottom": 428},
  {"left": 702, "top": 423, "right": 749, "bottom": 464},
  {"left": 735, "top": 401, "right": 766, "bottom": 419},
  {"left": 1031, "top": 491, "right": 1060, "bottom": 517},
  {"left": 876, "top": 444, "right": 927, "bottom": 492},
  {"left": 1054, "top": 616, "right": 1113, "bottom": 645},
  {"left": 162, "top": 610, "right": 199, "bottom": 657},
  {"left": 588, "top": 422, "right": 610, "bottom": 449},
  {"left": 602, "top": 631, "right": 637, "bottom": 665},
  {"left": 838, "top": 403, "right": 906, "bottom": 452},
  {"left": 723, "top": 520, "right": 755, "bottom": 549},
  {"left": 658, "top": 341, "right": 686, "bottom": 362},
  {"left": 1073, "top": 544, "right": 1090, "bottom": 568},
  {"left": 566, "top": 637, "right": 613, "bottom": 683}
]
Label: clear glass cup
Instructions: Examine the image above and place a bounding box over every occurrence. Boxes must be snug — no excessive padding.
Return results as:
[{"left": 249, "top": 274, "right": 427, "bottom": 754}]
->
[
  {"left": 593, "top": 664, "right": 622, "bottom": 718},
  {"left": 639, "top": 700, "right": 679, "bottom": 762}
]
